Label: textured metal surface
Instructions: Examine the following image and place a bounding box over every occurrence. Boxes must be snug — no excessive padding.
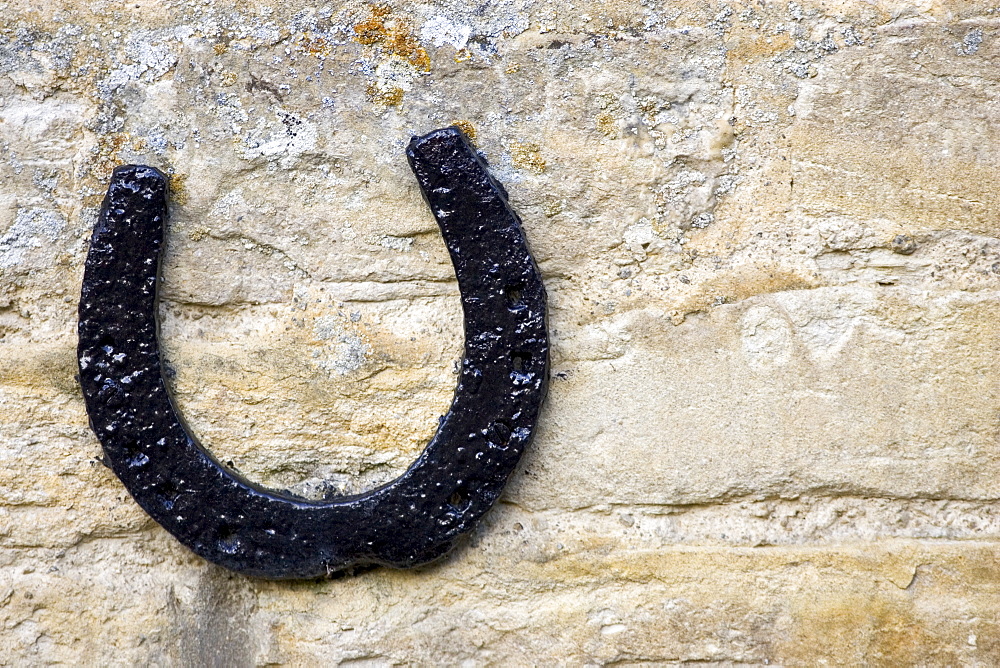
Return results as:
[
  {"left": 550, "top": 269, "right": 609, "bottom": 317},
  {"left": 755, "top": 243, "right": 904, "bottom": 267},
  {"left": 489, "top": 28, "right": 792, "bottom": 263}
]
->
[{"left": 77, "top": 127, "right": 548, "bottom": 579}]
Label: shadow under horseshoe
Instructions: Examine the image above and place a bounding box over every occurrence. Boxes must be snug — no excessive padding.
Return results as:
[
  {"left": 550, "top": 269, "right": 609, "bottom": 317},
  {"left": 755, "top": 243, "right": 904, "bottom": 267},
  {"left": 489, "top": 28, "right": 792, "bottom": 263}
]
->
[{"left": 77, "top": 127, "right": 549, "bottom": 579}]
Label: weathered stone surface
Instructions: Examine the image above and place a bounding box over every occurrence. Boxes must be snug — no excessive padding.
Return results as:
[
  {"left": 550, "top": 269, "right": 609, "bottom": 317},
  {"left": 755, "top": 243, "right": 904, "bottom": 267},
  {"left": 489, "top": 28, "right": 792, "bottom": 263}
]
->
[{"left": 2, "top": 0, "right": 1000, "bottom": 663}]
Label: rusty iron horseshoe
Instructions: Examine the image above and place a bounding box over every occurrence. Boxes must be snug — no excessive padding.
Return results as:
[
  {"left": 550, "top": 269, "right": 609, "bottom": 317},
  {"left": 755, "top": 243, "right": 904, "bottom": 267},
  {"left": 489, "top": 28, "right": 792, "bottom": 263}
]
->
[{"left": 77, "top": 127, "right": 549, "bottom": 579}]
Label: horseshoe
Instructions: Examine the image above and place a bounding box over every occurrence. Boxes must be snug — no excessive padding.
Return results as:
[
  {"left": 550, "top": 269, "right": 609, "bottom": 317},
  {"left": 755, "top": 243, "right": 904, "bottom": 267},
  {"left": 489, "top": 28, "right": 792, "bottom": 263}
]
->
[{"left": 77, "top": 127, "right": 548, "bottom": 579}]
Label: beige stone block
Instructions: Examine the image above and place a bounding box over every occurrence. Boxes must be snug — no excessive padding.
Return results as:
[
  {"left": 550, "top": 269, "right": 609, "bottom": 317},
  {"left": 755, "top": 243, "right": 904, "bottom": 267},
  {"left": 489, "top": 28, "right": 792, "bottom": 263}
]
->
[{"left": 3, "top": 0, "right": 1000, "bottom": 664}]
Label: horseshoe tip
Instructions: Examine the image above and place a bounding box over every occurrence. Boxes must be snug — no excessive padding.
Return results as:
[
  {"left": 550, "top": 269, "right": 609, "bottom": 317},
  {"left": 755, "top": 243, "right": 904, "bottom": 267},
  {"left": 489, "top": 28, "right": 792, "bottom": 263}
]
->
[
  {"left": 111, "top": 164, "right": 169, "bottom": 185},
  {"left": 107, "top": 165, "right": 170, "bottom": 205},
  {"left": 407, "top": 125, "right": 475, "bottom": 157},
  {"left": 104, "top": 165, "right": 170, "bottom": 210}
]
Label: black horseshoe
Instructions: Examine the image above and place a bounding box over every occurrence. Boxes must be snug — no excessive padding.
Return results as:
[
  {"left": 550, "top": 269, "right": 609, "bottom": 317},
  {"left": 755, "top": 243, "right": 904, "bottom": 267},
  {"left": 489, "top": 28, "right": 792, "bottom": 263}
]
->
[{"left": 77, "top": 127, "right": 548, "bottom": 579}]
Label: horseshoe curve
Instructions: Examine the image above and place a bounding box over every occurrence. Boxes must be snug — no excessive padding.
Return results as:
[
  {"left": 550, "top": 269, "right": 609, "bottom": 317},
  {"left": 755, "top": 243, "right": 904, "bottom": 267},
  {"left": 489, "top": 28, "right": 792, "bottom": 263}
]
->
[{"left": 77, "top": 127, "right": 548, "bottom": 579}]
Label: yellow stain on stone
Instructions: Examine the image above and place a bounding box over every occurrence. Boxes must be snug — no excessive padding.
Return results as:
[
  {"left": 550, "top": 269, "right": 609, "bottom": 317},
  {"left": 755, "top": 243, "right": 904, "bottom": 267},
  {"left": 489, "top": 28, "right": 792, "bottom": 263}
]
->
[
  {"left": 779, "top": 593, "right": 940, "bottom": 665},
  {"left": 680, "top": 264, "right": 819, "bottom": 315},
  {"left": 0, "top": 343, "right": 78, "bottom": 398},
  {"left": 725, "top": 30, "right": 795, "bottom": 67}
]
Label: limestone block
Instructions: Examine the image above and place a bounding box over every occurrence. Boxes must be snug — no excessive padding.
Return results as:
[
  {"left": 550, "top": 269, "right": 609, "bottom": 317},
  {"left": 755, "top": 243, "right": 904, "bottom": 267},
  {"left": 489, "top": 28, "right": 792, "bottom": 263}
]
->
[{"left": 2, "top": 0, "right": 1000, "bottom": 664}]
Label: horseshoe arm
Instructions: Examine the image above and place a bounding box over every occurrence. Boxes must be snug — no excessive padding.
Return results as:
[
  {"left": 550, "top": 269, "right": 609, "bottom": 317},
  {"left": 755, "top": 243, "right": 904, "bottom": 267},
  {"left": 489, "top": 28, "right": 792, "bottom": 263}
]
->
[{"left": 77, "top": 127, "right": 548, "bottom": 579}]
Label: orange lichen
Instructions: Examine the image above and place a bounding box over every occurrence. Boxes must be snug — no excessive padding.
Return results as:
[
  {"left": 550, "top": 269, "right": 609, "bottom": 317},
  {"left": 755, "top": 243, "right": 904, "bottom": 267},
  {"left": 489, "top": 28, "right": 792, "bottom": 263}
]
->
[
  {"left": 299, "top": 33, "right": 333, "bottom": 58},
  {"left": 509, "top": 141, "right": 546, "bottom": 174},
  {"left": 450, "top": 120, "right": 477, "bottom": 143},
  {"left": 353, "top": 4, "right": 391, "bottom": 44},
  {"left": 596, "top": 112, "right": 618, "bottom": 138},
  {"left": 90, "top": 133, "right": 134, "bottom": 181},
  {"left": 366, "top": 83, "right": 404, "bottom": 107},
  {"left": 168, "top": 172, "right": 189, "bottom": 205},
  {"left": 353, "top": 4, "right": 431, "bottom": 71}
]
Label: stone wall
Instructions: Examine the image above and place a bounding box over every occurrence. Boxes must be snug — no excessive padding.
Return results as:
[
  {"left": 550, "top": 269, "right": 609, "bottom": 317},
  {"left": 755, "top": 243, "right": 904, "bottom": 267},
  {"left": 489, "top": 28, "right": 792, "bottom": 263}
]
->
[{"left": 3, "top": 0, "right": 1000, "bottom": 664}]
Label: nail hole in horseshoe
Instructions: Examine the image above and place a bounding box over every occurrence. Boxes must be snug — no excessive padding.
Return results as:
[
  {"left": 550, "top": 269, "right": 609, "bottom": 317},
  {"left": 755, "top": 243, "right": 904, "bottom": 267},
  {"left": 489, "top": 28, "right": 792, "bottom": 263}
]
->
[
  {"left": 504, "top": 283, "right": 526, "bottom": 310},
  {"left": 448, "top": 488, "right": 471, "bottom": 512},
  {"left": 511, "top": 351, "right": 532, "bottom": 371},
  {"left": 217, "top": 525, "right": 241, "bottom": 554},
  {"left": 96, "top": 333, "right": 117, "bottom": 351},
  {"left": 486, "top": 419, "right": 513, "bottom": 449},
  {"left": 156, "top": 481, "right": 179, "bottom": 510}
]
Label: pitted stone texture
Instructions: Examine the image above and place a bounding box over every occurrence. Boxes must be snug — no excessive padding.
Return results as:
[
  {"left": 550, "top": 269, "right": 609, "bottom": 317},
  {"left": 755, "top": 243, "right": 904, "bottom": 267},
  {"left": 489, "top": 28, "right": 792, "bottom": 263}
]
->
[{"left": 3, "top": 0, "right": 1000, "bottom": 663}]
